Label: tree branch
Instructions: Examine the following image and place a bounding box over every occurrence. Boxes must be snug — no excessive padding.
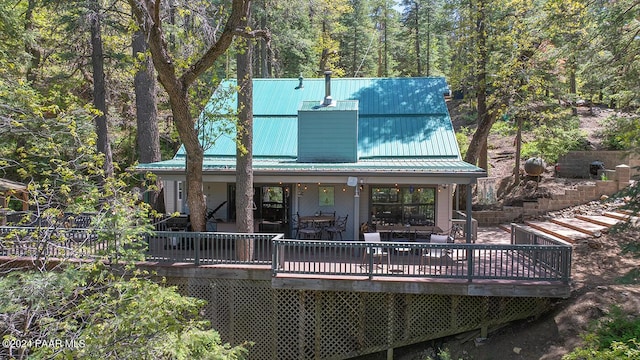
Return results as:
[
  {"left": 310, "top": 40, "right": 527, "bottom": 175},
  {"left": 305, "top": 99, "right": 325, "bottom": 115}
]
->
[
  {"left": 233, "top": 28, "right": 271, "bottom": 42},
  {"left": 180, "top": 0, "right": 250, "bottom": 87}
]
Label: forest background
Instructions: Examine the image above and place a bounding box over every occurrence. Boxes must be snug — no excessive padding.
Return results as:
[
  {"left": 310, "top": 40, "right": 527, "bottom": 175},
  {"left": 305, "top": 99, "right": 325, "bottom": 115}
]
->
[{"left": 0, "top": 0, "right": 639, "bottom": 359}]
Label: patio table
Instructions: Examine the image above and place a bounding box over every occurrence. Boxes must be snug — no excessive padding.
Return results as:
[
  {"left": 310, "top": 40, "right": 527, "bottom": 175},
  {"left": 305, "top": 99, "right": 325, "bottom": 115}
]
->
[{"left": 298, "top": 215, "right": 335, "bottom": 239}]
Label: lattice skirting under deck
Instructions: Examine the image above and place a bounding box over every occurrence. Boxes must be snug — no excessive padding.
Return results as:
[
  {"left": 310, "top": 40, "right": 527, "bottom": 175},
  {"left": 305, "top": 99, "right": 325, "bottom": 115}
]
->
[{"left": 163, "top": 277, "right": 550, "bottom": 360}]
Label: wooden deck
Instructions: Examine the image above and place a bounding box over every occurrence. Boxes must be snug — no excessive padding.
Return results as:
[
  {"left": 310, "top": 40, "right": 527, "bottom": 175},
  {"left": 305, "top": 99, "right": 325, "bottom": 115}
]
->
[{"left": 0, "top": 225, "right": 572, "bottom": 298}]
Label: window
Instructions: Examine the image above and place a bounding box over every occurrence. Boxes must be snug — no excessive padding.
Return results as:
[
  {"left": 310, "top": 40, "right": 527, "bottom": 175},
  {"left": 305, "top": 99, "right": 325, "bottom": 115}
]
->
[
  {"left": 227, "top": 184, "right": 289, "bottom": 222},
  {"left": 370, "top": 186, "right": 435, "bottom": 226}
]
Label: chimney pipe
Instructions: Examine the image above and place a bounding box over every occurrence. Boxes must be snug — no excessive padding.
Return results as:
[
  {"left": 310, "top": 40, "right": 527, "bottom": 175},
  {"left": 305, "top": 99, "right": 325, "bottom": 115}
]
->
[{"left": 323, "top": 70, "right": 333, "bottom": 106}]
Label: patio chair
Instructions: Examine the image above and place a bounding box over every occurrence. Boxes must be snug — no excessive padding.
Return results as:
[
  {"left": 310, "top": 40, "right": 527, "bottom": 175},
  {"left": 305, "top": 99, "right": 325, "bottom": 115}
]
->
[
  {"left": 361, "top": 232, "right": 389, "bottom": 268},
  {"left": 297, "top": 219, "right": 323, "bottom": 239},
  {"left": 319, "top": 210, "right": 336, "bottom": 218},
  {"left": 291, "top": 213, "right": 300, "bottom": 239},
  {"left": 326, "top": 214, "right": 348, "bottom": 240},
  {"left": 419, "top": 233, "right": 451, "bottom": 272}
]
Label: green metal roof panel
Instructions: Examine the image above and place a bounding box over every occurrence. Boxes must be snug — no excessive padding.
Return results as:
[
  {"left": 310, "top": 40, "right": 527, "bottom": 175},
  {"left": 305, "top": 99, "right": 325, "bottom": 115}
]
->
[
  {"left": 182, "top": 116, "right": 298, "bottom": 157},
  {"left": 141, "top": 76, "right": 484, "bottom": 176},
  {"left": 299, "top": 100, "right": 359, "bottom": 111},
  {"left": 214, "top": 77, "right": 450, "bottom": 116},
  {"left": 358, "top": 115, "right": 459, "bottom": 158},
  {"left": 188, "top": 114, "right": 458, "bottom": 160}
]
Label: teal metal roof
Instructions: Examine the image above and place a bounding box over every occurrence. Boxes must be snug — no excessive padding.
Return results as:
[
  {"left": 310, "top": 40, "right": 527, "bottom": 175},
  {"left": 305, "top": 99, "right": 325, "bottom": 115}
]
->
[
  {"left": 182, "top": 77, "right": 458, "bottom": 157},
  {"left": 179, "top": 113, "right": 458, "bottom": 159},
  {"left": 203, "top": 117, "right": 298, "bottom": 157},
  {"left": 225, "top": 77, "right": 450, "bottom": 116},
  {"left": 299, "top": 100, "right": 359, "bottom": 111},
  {"left": 139, "top": 77, "right": 485, "bottom": 177}
]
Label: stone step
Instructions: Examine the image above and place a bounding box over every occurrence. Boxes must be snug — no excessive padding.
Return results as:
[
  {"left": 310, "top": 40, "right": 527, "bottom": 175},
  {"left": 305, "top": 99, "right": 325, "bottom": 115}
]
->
[
  {"left": 604, "top": 211, "right": 630, "bottom": 221},
  {"left": 604, "top": 211, "right": 640, "bottom": 224},
  {"left": 575, "top": 214, "right": 621, "bottom": 228},
  {"left": 524, "top": 220, "right": 592, "bottom": 243},
  {"left": 550, "top": 218, "right": 608, "bottom": 237}
]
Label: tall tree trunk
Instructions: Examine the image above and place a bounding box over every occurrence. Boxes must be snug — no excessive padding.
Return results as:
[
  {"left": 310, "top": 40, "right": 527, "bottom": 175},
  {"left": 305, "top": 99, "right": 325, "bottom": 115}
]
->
[
  {"left": 129, "top": 0, "right": 255, "bottom": 231},
  {"left": 133, "top": 29, "right": 163, "bottom": 211},
  {"left": 236, "top": 6, "right": 255, "bottom": 260},
  {"left": 24, "top": 0, "right": 40, "bottom": 83},
  {"left": 513, "top": 115, "right": 523, "bottom": 185},
  {"left": 260, "top": 15, "right": 269, "bottom": 77},
  {"left": 414, "top": 2, "right": 421, "bottom": 76},
  {"left": 352, "top": 19, "right": 358, "bottom": 76},
  {"left": 426, "top": 3, "right": 431, "bottom": 77},
  {"left": 383, "top": 5, "right": 388, "bottom": 76},
  {"left": 319, "top": 21, "right": 329, "bottom": 72},
  {"left": 568, "top": 55, "right": 578, "bottom": 116},
  {"left": 457, "top": 0, "right": 492, "bottom": 209},
  {"left": 90, "top": 1, "right": 114, "bottom": 178},
  {"left": 463, "top": 0, "right": 493, "bottom": 169}
]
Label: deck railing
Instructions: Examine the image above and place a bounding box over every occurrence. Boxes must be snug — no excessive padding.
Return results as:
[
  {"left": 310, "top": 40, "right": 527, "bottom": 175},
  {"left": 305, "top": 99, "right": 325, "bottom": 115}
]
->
[
  {"left": 0, "top": 226, "right": 571, "bottom": 283},
  {"left": 271, "top": 239, "right": 572, "bottom": 282},
  {"left": 146, "top": 231, "right": 283, "bottom": 265}
]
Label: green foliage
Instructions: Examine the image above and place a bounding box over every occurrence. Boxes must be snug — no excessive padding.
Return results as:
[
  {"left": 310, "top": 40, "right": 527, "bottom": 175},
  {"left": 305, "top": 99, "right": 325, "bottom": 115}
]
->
[
  {"left": 455, "top": 126, "right": 472, "bottom": 159},
  {"left": 562, "top": 339, "right": 640, "bottom": 360},
  {"left": 615, "top": 268, "right": 640, "bottom": 285},
  {"left": 563, "top": 306, "right": 640, "bottom": 360},
  {"left": 521, "top": 125, "right": 587, "bottom": 163},
  {"left": 0, "top": 265, "right": 249, "bottom": 360},
  {"left": 423, "top": 347, "right": 464, "bottom": 360},
  {"left": 599, "top": 115, "right": 640, "bottom": 151},
  {"left": 490, "top": 119, "right": 516, "bottom": 137},
  {"left": 516, "top": 106, "right": 588, "bottom": 163}
]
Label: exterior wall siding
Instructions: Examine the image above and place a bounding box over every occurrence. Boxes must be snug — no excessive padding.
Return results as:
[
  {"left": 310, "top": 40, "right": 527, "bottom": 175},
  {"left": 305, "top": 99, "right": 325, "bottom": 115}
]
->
[{"left": 298, "top": 106, "right": 358, "bottom": 163}]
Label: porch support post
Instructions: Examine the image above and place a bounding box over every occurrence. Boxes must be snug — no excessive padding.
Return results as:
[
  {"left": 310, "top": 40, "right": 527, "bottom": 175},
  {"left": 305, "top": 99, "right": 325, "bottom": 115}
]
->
[
  {"left": 466, "top": 183, "right": 473, "bottom": 243},
  {"left": 353, "top": 184, "right": 360, "bottom": 241}
]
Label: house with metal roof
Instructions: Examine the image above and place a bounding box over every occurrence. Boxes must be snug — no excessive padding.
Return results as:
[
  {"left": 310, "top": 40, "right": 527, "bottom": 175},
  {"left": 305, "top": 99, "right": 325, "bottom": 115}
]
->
[{"left": 138, "top": 74, "right": 486, "bottom": 240}]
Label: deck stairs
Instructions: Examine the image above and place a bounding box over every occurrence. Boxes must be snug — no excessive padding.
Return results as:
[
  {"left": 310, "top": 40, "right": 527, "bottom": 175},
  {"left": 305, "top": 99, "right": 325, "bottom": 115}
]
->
[{"left": 500, "top": 210, "right": 637, "bottom": 243}]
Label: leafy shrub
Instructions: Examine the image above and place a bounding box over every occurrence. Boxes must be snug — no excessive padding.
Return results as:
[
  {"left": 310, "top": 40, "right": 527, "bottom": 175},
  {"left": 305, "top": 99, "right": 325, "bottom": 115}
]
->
[
  {"left": 490, "top": 118, "right": 516, "bottom": 137},
  {"left": 521, "top": 125, "right": 588, "bottom": 163},
  {"left": 599, "top": 115, "right": 640, "bottom": 150},
  {"left": 563, "top": 306, "right": 640, "bottom": 360},
  {"left": 562, "top": 339, "right": 640, "bottom": 360},
  {"left": 455, "top": 126, "right": 472, "bottom": 158}
]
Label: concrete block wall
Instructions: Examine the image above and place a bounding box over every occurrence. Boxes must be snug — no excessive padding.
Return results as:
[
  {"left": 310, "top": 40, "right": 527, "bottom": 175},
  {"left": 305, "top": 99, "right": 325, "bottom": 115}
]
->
[
  {"left": 556, "top": 151, "right": 639, "bottom": 179},
  {"left": 473, "top": 207, "right": 523, "bottom": 226},
  {"left": 474, "top": 165, "right": 632, "bottom": 226}
]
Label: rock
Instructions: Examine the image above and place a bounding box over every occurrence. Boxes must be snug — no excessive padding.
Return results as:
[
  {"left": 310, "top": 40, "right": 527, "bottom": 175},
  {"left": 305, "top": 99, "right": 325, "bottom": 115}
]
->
[
  {"left": 524, "top": 157, "right": 546, "bottom": 176},
  {"left": 474, "top": 338, "right": 488, "bottom": 347},
  {"left": 513, "top": 347, "right": 522, "bottom": 354}
]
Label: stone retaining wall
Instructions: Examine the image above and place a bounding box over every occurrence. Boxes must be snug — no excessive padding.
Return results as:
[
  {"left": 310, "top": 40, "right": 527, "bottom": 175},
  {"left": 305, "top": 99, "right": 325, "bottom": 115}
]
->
[
  {"left": 556, "top": 151, "right": 640, "bottom": 179},
  {"left": 474, "top": 165, "right": 632, "bottom": 226}
]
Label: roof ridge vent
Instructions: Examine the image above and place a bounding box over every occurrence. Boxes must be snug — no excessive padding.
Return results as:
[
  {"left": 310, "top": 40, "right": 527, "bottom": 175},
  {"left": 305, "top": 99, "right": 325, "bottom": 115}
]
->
[{"left": 322, "top": 70, "right": 335, "bottom": 106}]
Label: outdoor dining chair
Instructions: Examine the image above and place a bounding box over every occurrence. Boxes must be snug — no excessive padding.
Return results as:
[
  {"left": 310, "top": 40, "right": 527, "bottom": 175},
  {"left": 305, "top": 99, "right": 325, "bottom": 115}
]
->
[
  {"left": 291, "top": 213, "right": 300, "bottom": 239},
  {"left": 361, "top": 232, "right": 389, "bottom": 269},
  {"left": 419, "top": 233, "right": 451, "bottom": 273},
  {"left": 326, "top": 214, "right": 348, "bottom": 240},
  {"left": 297, "top": 219, "right": 323, "bottom": 239}
]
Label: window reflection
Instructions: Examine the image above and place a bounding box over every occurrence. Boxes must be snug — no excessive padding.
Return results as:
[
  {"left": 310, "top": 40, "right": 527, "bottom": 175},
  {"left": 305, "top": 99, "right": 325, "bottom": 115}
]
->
[{"left": 370, "top": 186, "right": 436, "bottom": 226}]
